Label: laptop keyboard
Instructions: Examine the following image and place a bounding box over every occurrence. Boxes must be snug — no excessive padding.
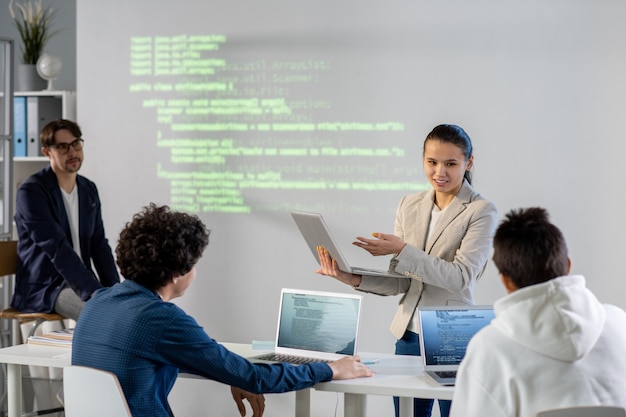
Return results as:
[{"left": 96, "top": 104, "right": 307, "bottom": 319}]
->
[
  {"left": 253, "top": 353, "right": 332, "bottom": 364},
  {"left": 434, "top": 371, "right": 457, "bottom": 379}
]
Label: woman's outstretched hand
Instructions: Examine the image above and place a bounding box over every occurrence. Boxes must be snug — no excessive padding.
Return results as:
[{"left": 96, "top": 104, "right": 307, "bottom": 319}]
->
[{"left": 352, "top": 233, "right": 406, "bottom": 256}]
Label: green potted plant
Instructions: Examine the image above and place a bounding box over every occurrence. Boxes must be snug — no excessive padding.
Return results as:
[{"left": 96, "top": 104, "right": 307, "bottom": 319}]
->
[{"left": 9, "top": 0, "right": 59, "bottom": 91}]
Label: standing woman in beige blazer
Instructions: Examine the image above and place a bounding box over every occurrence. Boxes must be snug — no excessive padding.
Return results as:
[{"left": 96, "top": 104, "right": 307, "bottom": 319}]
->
[{"left": 316, "top": 124, "right": 498, "bottom": 417}]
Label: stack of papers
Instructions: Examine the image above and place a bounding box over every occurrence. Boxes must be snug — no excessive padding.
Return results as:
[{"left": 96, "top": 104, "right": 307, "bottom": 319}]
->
[{"left": 27, "top": 328, "right": 74, "bottom": 348}]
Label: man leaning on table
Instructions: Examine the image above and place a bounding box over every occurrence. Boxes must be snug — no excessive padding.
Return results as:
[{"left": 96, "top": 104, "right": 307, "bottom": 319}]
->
[
  {"left": 450, "top": 207, "right": 626, "bottom": 417},
  {"left": 72, "top": 203, "right": 373, "bottom": 417}
]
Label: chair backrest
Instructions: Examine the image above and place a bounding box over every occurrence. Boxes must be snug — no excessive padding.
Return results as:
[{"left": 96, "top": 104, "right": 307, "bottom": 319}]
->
[
  {"left": 536, "top": 406, "right": 626, "bottom": 417},
  {"left": 0, "top": 240, "right": 18, "bottom": 277},
  {"left": 0, "top": 240, "right": 67, "bottom": 345},
  {"left": 63, "top": 365, "right": 132, "bottom": 417}
]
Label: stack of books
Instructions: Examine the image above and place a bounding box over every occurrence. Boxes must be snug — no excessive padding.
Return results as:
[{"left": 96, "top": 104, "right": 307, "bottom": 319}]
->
[{"left": 27, "top": 328, "right": 74, "bottom": 348}]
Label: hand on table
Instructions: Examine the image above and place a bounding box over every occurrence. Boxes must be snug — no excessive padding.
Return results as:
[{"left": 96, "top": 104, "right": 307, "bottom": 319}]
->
[{"left": 328, "top": 356, "right": 374, "bottom": 380}]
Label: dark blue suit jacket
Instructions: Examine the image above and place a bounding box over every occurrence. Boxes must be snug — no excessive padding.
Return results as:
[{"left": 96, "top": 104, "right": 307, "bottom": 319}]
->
[{"left": 11, "top": 166, "right": 120, "bottom": 313}]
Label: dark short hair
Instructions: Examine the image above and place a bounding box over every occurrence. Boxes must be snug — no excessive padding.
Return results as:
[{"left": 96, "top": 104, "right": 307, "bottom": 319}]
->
[
  {"left": 116, "top": 203, "right": 210, "bottom": 291},
  {"left": 492, "top": 207, "right": 569, "bottom": 288},
  {"left": 40, "top": 119, "right": 82, "bottom": 148},
  {"left": 423, "top": 124, "right": 474, "bottom": 184}
]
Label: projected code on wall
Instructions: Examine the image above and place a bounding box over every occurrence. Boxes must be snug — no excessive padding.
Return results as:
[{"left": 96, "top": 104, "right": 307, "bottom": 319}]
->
[{"left": 129, "top": 34, "right": 427, "bottom": 214}]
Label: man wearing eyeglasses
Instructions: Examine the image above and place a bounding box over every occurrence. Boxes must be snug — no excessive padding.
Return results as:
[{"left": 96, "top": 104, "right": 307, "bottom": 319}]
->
[{"left": 11, "top": 119, "right": 120, "bottom": 321}]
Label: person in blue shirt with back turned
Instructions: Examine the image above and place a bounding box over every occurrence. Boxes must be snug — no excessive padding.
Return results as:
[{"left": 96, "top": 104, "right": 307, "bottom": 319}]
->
[{"left": 72, "top": 203, "right": 373, "bottom": 417}]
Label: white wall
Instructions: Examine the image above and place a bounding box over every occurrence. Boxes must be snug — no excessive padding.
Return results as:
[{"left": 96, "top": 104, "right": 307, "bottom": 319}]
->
[
  {"left": 74, "top": 1, "right": 626, "bottom": 416},
  {"left": 0, "top": 0, "right": 76, "bottom": 92}
]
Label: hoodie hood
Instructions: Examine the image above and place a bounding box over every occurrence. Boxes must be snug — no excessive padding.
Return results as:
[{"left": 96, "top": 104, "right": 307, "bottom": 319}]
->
[{"left": 492, "top": 275, "right": 605, "bottom": 362}]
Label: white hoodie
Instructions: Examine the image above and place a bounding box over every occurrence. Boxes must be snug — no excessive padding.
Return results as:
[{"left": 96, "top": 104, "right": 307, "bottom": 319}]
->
[{"left": 450, "top": 275, "right": 626, "bottom": 417}]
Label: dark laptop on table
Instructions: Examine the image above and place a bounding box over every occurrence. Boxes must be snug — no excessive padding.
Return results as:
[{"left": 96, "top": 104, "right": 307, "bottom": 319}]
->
[
  {"left": 417, "top": 305, "right": 495, "bottom": 386},
  {"left": 249, "top": 288, "right": 363, "bottom": 364},
  {"left": 290, "top": 211, "right": 405, "bottom": 278}
]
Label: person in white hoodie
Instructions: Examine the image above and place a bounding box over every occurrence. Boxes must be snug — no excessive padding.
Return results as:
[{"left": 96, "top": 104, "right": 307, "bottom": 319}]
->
[{"left": 450, "top": 207, "right": 626, "bottom": 417}]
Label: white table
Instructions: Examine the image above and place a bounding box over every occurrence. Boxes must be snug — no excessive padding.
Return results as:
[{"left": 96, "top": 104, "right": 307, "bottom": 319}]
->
[
  {"left": 220, "top": 343, "right": 454, "bottom": 417},
  {"left": 0, "top": 343, "right": 453, "bottom": 417},
  {"left": 314, "top": 357, "right": 454, "bottom": 417},
  {"left": 0, "top": 344, "right": 69, "bottom": 417}
]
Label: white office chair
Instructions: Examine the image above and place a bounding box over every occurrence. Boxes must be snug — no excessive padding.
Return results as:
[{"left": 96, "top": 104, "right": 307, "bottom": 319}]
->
[
  {"left": 535, "top": 406, "right": 626, "bottom": 417},
  {"left": 63, "top": 366, "right": 131, "bottom": 417}
]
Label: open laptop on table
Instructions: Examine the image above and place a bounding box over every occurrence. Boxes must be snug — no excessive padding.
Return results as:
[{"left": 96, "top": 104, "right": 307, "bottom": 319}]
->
[
  {"left": 249, "top": 288, "right": 363, "bottom": 365},
  {"left": 290, "top": 211, "right": 405, "bottom": 278},
  {"left": 417, "top": 305, "right": 495, "bottom": 386}
]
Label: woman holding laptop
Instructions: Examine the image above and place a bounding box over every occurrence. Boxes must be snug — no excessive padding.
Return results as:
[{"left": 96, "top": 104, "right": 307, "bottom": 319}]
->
[{"left": 316, "top": 124, "right": 498, "bottom": 417}]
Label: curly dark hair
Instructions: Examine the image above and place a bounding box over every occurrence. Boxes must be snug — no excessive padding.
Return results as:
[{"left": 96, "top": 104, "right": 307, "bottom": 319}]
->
[{"left": 115, "top": 203, "right": 210, "bottom": 291}]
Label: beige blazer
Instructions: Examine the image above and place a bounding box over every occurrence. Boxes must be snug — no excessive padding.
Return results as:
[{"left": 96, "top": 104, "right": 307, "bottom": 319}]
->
[{"left": 357, "top": 180, "right": 498, "bottom": 339}]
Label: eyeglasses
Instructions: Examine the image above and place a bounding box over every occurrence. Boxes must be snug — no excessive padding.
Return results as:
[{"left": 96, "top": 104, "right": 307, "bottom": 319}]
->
[{"left": 49, "top": 138, "right": 84, "bottom": 154}]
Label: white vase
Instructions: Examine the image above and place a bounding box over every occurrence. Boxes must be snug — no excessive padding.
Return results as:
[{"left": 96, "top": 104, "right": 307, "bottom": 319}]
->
[{"left": 16, "top": 64, "right": 47, "bottom": 92}]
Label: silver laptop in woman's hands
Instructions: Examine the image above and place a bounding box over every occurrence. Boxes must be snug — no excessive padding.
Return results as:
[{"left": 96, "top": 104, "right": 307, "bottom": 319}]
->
[{"left": 290, "top": 211, "right": 405, "bottom": 278}]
